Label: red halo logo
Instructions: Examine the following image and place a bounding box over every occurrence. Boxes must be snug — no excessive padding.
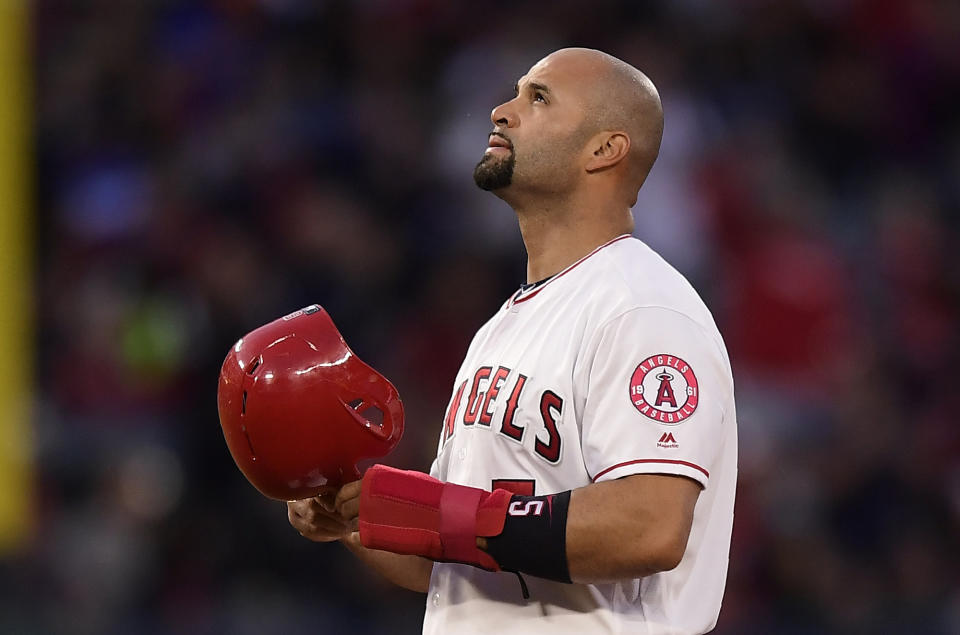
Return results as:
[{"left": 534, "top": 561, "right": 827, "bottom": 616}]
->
[{"left": 629, "top": 354, "right": 699, "bottom": 425}]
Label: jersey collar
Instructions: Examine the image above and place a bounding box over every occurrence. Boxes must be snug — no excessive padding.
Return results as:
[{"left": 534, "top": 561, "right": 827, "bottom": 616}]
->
[{"left": 509, "top": 234, "right": 633, "bottom": 306}]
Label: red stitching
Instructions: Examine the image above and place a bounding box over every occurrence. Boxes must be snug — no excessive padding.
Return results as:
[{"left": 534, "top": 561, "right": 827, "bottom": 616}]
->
[
  {"left": 374, "top": 494, "right": 440, "bottom": 512},
  {"left": 592, "top": 459, "right": 710, "bottom": 481}
]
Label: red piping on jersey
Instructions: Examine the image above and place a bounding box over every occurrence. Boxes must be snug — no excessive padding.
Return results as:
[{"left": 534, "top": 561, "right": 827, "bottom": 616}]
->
[
  {"left": 512, "top": 234, "right": 633, "bottom": 305},
  {"left": 592, "top": 459, "right": 710, "bottom": 481}
]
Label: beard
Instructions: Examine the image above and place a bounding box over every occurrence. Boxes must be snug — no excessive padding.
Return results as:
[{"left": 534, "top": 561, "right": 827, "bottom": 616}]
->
[{"left": 473, "top": 149, "right": 515, "bottom": 191}]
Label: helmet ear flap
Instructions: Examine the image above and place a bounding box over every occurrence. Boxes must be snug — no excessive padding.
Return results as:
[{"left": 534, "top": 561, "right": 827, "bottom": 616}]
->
[{"left": 217, "top": 305, "right": 405, "bottom": 499}]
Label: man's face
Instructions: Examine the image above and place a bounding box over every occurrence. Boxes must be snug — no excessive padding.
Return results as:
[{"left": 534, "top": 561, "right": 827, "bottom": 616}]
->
[{"left": 474, "top": 55, "right": 592, "bottom": 194}]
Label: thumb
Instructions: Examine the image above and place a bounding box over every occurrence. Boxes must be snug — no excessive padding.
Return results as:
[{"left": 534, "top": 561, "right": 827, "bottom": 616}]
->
[{"left": 314, "top": 493, "right": 337, "bottom": 513}]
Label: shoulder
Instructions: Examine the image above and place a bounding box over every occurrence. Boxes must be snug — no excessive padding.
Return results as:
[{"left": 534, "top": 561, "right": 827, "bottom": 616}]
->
[
  {"left": 573, "top": 238, "right": 732, "bottom": 375},
  {"left": 583, "top": 237, "right": 718, "bottom": 332}
]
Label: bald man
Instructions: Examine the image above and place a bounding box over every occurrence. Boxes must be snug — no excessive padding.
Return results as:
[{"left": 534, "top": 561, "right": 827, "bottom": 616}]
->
[{"left": 288, "top": 48, "right": 737, "bottom": 635}]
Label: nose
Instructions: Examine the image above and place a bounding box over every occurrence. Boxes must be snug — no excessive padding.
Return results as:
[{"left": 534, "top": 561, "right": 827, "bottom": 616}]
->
[{"left": 490, "top": 99, "right": 518, "bottom": 129}]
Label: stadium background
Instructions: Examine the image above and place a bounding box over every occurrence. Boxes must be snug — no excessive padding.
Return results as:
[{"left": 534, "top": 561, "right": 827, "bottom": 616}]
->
[{"left": 1, "top": 0, "right": 958, "bottom": 632}]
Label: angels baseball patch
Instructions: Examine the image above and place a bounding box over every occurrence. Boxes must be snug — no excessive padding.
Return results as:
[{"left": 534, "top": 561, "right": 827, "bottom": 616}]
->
[{"left": 629, "top": 354, "right": 699, "bottom": 425}]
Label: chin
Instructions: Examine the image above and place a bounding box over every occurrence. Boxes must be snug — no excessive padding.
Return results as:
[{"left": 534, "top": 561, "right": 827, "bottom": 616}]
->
[{"left": 473, "top": 154, "right": 515, "bottom": 192}]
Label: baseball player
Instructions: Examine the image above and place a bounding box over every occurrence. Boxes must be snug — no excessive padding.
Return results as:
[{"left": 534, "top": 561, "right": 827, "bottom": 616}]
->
[{"left": 288, "top": 47, "right": 737, "bottom": 635}]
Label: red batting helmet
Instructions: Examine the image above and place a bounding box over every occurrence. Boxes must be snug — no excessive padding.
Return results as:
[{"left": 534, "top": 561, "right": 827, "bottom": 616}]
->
[{"left": 217, "top": 304, "right": 404, "bottom": 500}]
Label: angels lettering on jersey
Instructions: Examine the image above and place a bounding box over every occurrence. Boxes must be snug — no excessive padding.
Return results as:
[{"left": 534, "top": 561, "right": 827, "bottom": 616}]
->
[{"left": 442, "top": 365, "right": 562, "bottom": 464}]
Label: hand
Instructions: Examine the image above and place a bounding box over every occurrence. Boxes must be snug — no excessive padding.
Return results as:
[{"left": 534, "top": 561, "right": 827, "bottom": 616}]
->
[
  {"left": 287, "top": 483, "right": 358, "bottom": 542},
  {"left": 334, "top": 479, "right": 363, "bottom": 522}
]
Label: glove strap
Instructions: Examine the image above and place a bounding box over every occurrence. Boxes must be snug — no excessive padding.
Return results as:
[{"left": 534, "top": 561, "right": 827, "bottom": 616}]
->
[
  {"left": 358, "top": 465, "right": 571, "bottom": 583},
  {"left": 358, "top": 465, "right": 508, "bottom": 570},
  {"left": 439, "top": 485, "right": 483, "bottom": 564}
]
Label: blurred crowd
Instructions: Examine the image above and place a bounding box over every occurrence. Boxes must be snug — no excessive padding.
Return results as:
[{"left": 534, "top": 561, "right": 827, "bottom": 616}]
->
[{"left": 6, "top": 0, "right": 958, "bottom": 633}]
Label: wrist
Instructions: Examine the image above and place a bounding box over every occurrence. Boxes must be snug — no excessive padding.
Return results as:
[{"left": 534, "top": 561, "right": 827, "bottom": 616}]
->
[
  {"left": 358, "top": 465, "right": 572, "bottom": 583},
  {"left": 481, "top": 491, "right": 572, "bottom": 584},
  {"left": 358, "top": 465, "right": 510, "bottom": 570}
]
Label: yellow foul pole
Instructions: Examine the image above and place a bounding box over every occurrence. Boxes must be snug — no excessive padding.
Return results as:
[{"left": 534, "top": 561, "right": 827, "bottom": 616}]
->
[{"left": 0, "top": 0, "right": 34, "bottom": 553}]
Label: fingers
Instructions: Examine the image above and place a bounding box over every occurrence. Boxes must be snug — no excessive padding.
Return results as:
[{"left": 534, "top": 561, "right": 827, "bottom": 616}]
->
[
  {"left": 337, "top": 495, "right": 360, "bottom": 521},
  {"left": 286, "top": 498, "right": 350, "bottom": 542},
  {"left": 287, "top": 498, "right": 312, "bottom": 520},
  {"left": 334, "top": 479, "right": 362, "bottom": 506},
  {"left": 335, "top": 479, "right": 363, "bottom": 520},
  {"left": 315, "top": 493, "right": 337, "bottom": 513},
  {"left": 287, "top": 478, "right": 365, "bottom": 542}
]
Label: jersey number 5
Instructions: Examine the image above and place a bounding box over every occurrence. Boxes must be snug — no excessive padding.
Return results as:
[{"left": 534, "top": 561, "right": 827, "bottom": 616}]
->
[{"left": 508, "top": 500, "right": 544, "bottom": 516}]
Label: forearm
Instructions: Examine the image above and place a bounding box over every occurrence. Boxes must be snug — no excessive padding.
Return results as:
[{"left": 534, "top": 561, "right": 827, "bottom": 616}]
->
[
  {"left": 354, "top": 466, "right": 699, "bottom": 587},
  {"left": 564, "top": 475, "right": 697, "bottom": 583},
  {"left": 341, "top": 531, "right": 433, "bottom": 593}
]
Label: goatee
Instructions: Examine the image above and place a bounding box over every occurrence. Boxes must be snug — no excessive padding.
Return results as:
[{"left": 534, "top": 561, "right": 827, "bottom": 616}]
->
[{"left": 473, "top": 151, "right": 515, "bottom": 191}]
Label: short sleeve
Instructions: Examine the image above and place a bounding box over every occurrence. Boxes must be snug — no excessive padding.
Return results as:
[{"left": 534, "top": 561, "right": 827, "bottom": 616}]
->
[{"left": 580, "top": 307, "right": 731, "bottom": 489}]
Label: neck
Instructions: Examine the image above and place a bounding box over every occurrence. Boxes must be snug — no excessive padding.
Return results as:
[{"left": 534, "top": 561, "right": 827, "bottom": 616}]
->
[{"left": 509, "top": 191, "right": 634, "bottom": 283}]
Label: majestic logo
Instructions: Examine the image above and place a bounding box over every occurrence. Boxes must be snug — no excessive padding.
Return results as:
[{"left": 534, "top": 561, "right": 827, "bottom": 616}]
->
[
  {"left": 657, "top": 432, "right": 679, "bottom": 448},
  {"left": 629, "top": 354, "right": 699, "bottom": 425}
]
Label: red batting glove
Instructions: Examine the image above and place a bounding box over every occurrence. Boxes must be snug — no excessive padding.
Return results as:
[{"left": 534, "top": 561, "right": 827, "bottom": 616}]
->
[{"left": 358, "top": 465, "right": 512, "bottom": 570}]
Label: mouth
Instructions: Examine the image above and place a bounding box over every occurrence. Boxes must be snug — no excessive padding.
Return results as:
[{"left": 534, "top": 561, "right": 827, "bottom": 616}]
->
[{"left": 486, "top": 133, "right": 512, "bottom": 152}]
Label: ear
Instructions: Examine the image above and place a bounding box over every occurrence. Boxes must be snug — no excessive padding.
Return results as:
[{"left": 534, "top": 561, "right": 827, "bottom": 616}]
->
[{"left": 585, "top": 132, "right": 630, "bottom": 172}]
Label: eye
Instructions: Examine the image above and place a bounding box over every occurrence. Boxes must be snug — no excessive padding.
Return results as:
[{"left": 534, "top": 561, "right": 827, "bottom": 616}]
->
[{"left": 533, "top": 92, "right": 546, "bottom": 103}]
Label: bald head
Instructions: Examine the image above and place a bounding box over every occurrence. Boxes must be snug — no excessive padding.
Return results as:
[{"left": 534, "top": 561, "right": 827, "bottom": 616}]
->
[
  {"left": 478, "top": 47, "right": 664, "bottom": 207},
  {"left": 536, "top": 48, "right": 664, "bottom": 192}
]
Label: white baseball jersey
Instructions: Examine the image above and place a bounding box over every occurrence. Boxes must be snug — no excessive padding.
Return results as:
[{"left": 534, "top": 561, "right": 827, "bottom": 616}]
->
[{"left": 424, "top": 234, "right": 737, "bottom": 635}]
